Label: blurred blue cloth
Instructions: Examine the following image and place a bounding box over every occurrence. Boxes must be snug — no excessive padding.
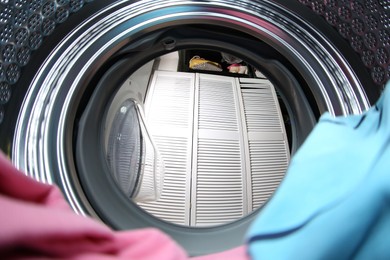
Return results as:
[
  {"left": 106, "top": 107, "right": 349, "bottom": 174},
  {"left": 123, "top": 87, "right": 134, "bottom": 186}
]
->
[{"left": 247, "top": 81, "right": 390, "bottom": 260}]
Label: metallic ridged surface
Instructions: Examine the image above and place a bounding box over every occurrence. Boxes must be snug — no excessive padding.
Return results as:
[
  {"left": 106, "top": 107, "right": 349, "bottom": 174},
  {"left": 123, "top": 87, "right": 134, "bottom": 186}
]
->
[
  {"left": 1, "top": 0, "right": 384, "bottom": 125},
  {"left": 8, "top": 0, "right": 377, "bottom": 226},
  {"left": 0, "top": 0, "right": 91, "bottom": 123},
  {"left": 300, "top": 0, "right": 390, "bottom": 86},
  {"left": 0, "top": 81, "right": 10, "bottom": 103}
]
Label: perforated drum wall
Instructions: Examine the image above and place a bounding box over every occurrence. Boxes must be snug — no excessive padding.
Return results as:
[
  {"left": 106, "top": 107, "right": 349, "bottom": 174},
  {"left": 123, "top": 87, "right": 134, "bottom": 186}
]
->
[{"left": 0, "top": 1, "right": 389, "bottom": 126}]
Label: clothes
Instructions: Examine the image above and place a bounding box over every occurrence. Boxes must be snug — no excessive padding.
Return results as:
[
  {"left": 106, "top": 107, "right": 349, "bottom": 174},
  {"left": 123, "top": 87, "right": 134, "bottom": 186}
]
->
[
  {"left": 247, "top": 81, "right": 390, "bottom": 259},
  {"left": 6, "top": 80, "right": 389, "bottom": 260},
  {"left": 0, "top": 151, "right": 188, "bottom": 259},
  {"left": 0, "top": 151, "right": 247, "bottom": 259}
]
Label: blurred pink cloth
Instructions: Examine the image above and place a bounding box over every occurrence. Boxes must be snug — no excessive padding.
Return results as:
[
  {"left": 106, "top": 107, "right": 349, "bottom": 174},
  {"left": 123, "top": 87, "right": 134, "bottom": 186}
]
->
[{"left": 0, "top": 152, "right": 247, "bottom": 259}]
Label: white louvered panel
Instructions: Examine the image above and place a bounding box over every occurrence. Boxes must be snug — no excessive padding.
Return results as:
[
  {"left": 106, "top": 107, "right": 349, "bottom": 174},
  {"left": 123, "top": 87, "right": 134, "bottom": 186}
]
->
[
  {"left": 198, "top": 74, "right": 238, "bottom": 131},
  {"left": 241, "top": 87, "right": 283, "bottom": 132},
  {"left": 193, "top": 74, "right": 245, "bottom": 227},
  {"left": 239, "top": 80, "right": 290, "bottom": 212},
  {"left": 145, "top": 72, "right": 193, "bottom": 128},
  {"left": 195, "top": 138, "right": 244, "bottom": 227},
  {"left": 138, "top": 71, "right": 194, "bottom": 225},
  {"left": 139, "top": 71, "right": 289, "bottom": 226},
  {"left": 138, "top": 136, "right": 189, "bottom": 225},
  {"left": 250, "top": 140, "right": 289, "bottom": 210}
]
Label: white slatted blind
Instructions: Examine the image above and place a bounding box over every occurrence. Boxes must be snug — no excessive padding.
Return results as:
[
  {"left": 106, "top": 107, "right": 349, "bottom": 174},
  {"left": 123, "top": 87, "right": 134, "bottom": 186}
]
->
[
  {"left": 192, "top": 75, "right": 244, "bottom": 226},
  {"left": 198, "top": 76, "right": 239, "bottom": 131},
  {"left": 137, "top": 72, "right": 194, "bottom": 225},
  {"left": 137, "top": 71, "right": 289, "bottom": 226},
  {"left": 239, "top": 78, "right": 289, "bottom": 211},
  {"left": 249, "top": 140, "right": 289, "bottom": 210}
]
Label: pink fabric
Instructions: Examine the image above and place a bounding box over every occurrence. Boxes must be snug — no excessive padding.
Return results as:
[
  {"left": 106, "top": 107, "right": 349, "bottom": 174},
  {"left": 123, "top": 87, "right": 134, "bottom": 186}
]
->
[{"left": 0, "top": 152, "right": 248, "bottom": 259}]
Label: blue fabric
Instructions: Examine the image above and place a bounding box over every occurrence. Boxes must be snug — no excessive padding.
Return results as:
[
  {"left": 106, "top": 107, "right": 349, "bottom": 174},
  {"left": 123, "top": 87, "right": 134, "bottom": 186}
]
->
[{"left": 247, "top": 81, "right": 390, "bottom": 260}]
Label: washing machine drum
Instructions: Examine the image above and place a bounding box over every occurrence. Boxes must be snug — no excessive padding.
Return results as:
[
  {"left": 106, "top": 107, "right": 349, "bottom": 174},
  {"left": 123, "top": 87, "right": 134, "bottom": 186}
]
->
[{"left": 0, "top": 0, "right": 388, "bottom": 256}]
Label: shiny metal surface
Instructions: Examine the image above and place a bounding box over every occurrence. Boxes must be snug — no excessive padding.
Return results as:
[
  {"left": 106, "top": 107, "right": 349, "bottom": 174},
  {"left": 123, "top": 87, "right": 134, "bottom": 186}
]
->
[{"left": 12, "top": 0, "right": 370, "bottom": 218}]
